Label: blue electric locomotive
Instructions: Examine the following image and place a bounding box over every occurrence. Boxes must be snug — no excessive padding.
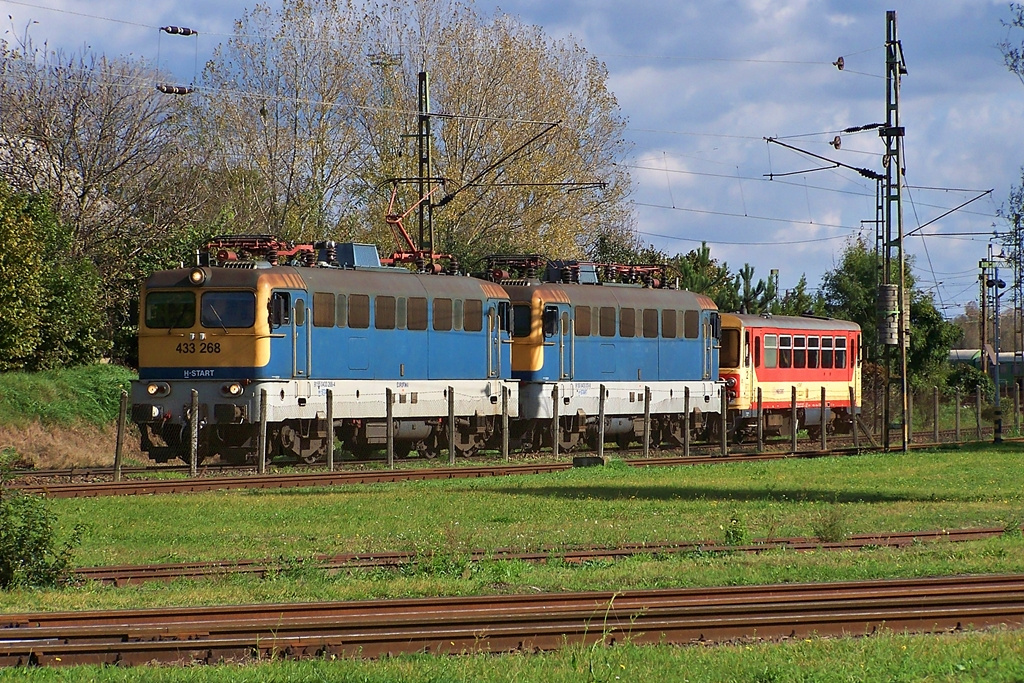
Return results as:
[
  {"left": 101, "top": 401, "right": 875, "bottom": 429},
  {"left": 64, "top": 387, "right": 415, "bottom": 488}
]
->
[
  {"left": 488, "top": 257, "right": 723, "bottom": 450},
  {"left": 131, "top": 237, "right": 518, "bottom": 463}
]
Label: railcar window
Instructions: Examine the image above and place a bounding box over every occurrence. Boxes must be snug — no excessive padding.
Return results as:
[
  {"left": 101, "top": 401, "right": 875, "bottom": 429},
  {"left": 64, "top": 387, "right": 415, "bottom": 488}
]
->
[
  {"left": 661, "top": 309, "right": 676, "bottom": 338},
  {"left": 396, "top": 297, "right": 407, "bottom": 330},
  {"left": 764, "top": 334, "right": 778, "bottom": 368},
  {"left": 643, "top": 309, "right": 659, "bottom": 338},
  {"left": 821, "top": 337, "right": 834, "bottom": 368},
  {"left": 464, "top": 300, "right": 483, "bottom": 332},
  {"left": 349, "top": 294, "right": 370, "bottom": 328},
  {"left": 408, "top": 297, "right": 427, "bottom": 330},
  {"left": 335, "top": 294, "right": 347, "bottom": 328},
  {"left": 375, "top": 296, "right": 396, "bottom": 329},
  {"left": 512, "top": 304, "right": 532, "bottom": 337},
  {"left": 836, "top": 337, "right": 847, "bottom": 368},
  {"left": 200, "top": 291, "right": 256, "bottom": 329},
  {"left": 313, "top": 292, "right": 335, "bottom": 327},
  {"left": 146, "top": 291, "right": 195, "bottom": 329},
  {"left": 720, "top": 328, "right": 740, "bottom": 368},
  {"left": 779, "top": 335, "right": 792, "bottom": 369},
  {"left": 433, "top": 298, "right": 453, "bottom": 331},
  {"left": 794, "top": 336, "right": 806, "bottom": 369},
  {"left": 619, "top": 308, "right": 635, "bottom": 338},
  {"left": 294, "top": 298, "right": 306, "bottom": 327},
  {"left": 575, "top": 305, "right": 591, "bottom": 337},
  {"left": 684, "top": 310, "right": 700, "bottom": 339},
  {"left": 453, "top": 300, "right": 464, "bottom": 331},
  {"left": 807, "top": 337, "right": 819, "bottom": 369},
  {"left": 599, "top": 307, "right": 616, "bottom": 337}
]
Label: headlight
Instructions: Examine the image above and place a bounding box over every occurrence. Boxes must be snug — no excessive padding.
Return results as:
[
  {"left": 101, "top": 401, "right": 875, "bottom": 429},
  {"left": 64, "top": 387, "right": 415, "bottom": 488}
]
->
[
  {"left": 146, "top": 382, "right": 170, "bottom": 397},
  {"left": 725, "top": 377, "right": 737, "bottom": 388},
  {"left": 189, "top": 268, "right": 207, "bottom": 285},
  {"left": 222, "top": 382, "right": 244, "bottom": 397}
]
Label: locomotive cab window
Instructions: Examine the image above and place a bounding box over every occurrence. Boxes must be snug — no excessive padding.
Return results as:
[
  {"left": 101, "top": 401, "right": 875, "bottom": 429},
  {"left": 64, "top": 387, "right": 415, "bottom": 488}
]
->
[
  {"left": 764, "top": 334, "right": 778, "bottom": 368},
  {"left": 720, "top": 328, "right": 740, "bottom": 368},
  {"left": 270, "top": 292, "right": 290, "bottom": 328},
  {"left": 202, "top": 291, "right": 256, "bottom": 328},
  {"left": 542, "top": 305, "right": 559, "bottom": 337},
  {"left": 512, "top": 304, "right": 532, "bottom": 337},
  {"left": 146, "top": 291, "right": 195, "bottom": 329}
]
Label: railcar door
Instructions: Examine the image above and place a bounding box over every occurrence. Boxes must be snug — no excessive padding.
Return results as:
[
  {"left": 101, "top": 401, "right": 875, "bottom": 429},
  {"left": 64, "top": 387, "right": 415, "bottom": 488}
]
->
[
  {"left": 486, "top": 302, "right": 502, "bottom": 378},
  {"left": 702, "top": 312, "right": 717, "bottom": 380},
  {"left": 559, "top": 309, "right": 573, "bottom": 380},
  {"left": 292, "top": 293, "right": 310, "bottom": 378}
]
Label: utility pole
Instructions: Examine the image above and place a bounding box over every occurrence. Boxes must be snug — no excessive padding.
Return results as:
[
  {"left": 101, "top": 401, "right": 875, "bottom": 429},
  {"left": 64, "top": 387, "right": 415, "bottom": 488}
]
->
[
  {"left": 879, "top": 10, "right": 909, "bottom": 452},
  {"left": 417, "top": 72, "right": 434, "bottom": 265}
]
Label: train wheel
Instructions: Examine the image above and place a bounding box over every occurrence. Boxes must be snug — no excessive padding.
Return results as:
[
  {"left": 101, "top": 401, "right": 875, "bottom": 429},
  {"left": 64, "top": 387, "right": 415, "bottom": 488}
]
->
[{"left": 615, "top": 432, "right": 633, "bottom": 449}]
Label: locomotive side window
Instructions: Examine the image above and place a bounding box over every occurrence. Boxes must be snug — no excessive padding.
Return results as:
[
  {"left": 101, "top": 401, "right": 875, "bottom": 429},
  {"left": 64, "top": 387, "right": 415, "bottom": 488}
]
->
[
  {"left": 821, "top": 337, "right": 834, "bottom": 368},
  {"left": 453, "top": 300, "right": 464, "bottom": 331},
  {"left": 335, "top": 294, "right": 347, "bottom": 328},
  {"left": 643, "top": 309, "right": 659, "bottom": 338},
  {"left": 202, "top": 291, "right": 256, "bottom": 328},
  {"left": 147, "top": 291, "right": 195, "bottom": 329},
  {"left": 408, "top": 297, "right": 428, "bottom": 330},
  {"left": 270, "top": 292, "right": 290, "bottom": 328},
  {"left": 542, "top": 305, "right": 558, "bottom": 337},
  {"left": 619, "top": 308, "right": 635, "bottom": 338},
  {"left": 512, "top": 305, "right": 532, "bottom": 337},
  {"left": 599, "top": 307, "right": 616, "bottom": 337},
  {"left": 683, "top": 310, "right": 700, "bottom": 339},
  {"left": 661, "top": 309, "right": 676, "bottom": 338},
  {"left": 836, "top": 337, "right": 848, "bottom": 368},
  {"left": 793, "top": 336, "right": 806, "bottom": 369},
  {"left": 349, "top": 294, "right": 370, "bottom": 329},
  {"left": 433, "top": 298, "right": 453, "bottom": 331},
  {"left": 575, "top": 305, "right": 591, "bottom": 337},
  {"left": 764, "top": 334, "right": 777, "bottom": 368},
  {"left": 396, "top": 297, "right": 407, "bottom": 330},
  {"left": 464, "top": 300, "right": 483, "bottom": 332},
  {"left": 807, "top": 337, "right": 819, "bottom": 368},
  {"left": 720, "top": 328, "right": 740, "bottom": 368},
  {"left": 375, "top": 296, "right": 396, "bottom": 329},
  {"left": 313, "top": 292, "right": 335, "bottom": 327},
  {"left": 778, "top": 335, "right": 792, "bottom": 368}
]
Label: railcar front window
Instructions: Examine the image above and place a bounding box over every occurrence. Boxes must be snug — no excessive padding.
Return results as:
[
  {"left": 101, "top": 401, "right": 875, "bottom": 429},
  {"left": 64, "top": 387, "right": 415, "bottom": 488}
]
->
[
  {"left": 146, "top": 291, "right": 195, "bottom": 329},
  {"left": 201, "top": 291, "right": 255, "bottom": 328},
  {"left": 720, "top": 329, "right": 740, "bottom": 368}
]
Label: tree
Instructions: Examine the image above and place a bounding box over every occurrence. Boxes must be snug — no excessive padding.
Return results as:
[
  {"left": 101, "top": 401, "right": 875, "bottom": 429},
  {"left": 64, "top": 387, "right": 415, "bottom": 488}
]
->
[
  {"left": 193, "top": 0, "right": 633, "bottom": 264},
  {"left": 999, "top": 4, "right": 1024, "bottom": 86},
  {"left": 775, "top": 274, "right": 825, "bottom": 316}
]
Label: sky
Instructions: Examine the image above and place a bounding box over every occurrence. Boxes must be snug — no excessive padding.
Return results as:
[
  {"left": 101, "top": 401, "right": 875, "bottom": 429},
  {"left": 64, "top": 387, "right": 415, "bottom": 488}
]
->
[{"left": 2, "top": 0, "right": 1023, "bottom": 317}]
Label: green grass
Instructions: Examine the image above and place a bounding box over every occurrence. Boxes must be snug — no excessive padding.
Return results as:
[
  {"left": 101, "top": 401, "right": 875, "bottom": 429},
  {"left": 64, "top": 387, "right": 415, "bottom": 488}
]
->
[
  {"left": 0, "top": 364, "right": 135, "bottom": 427},
  {"left": 2, "top": 629, "right": 1023, "bottom": 682}
]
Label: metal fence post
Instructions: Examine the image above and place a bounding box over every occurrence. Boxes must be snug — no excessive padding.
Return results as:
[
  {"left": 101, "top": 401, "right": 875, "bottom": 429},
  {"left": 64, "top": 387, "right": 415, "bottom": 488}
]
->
[
  {"left": 954, "top": 390, "right": 961, "bottom": 442},
  {"left": 976, "top": 386, "right": 983, "bottom": 441},
  {"left": 791, "top": 386, "right": 798, "bottom": 453},
  {"left": 598, "top": 384, "right": 606, "bottom": 460},
  {"left": 720, "top": 387, "right": 728, "bottom": 457},
  {"left": 189, "top": 389, "right": 199, "bottom": 477},
  {"left": 552, "top": 384, "right": 560, "bottom": 459},
  {"left": 819, "top": 387, "right": 827, "bottom": 451},
  {"left": 326, "top": 388, "right": 334, "bottom": 472},
  {"left": 756, "top": 387, "right": 763, "bottom": 453},
  {"left": 114, "top": 390, "right": 128, "bottom": 482},
  {"left": 1016, "top": 382, "right": 1021, "bottom": 435},
  {"left": 682, "top": 387, "right": 690, "bottom": 458},
  {"left": 257, "top": 389, "right": 268, "bottom": 474},
  {"left": 643, "top": 386, "right": 652, "bottom": 458},
  {"left": 850, "top": 386, "right": 859, "bottom": 450},
  {"left": 501, "top": 384, "right": 510, "bottom": 462},
  {"left": 932, "top": 386, "right": 939, "bottom": 444},
  {"left": 386, "top": 388, "right": 394, "bottom": 469},
  {"left": 907, "top": 390, "right": 913, "bottom": 444},
  {"left": 448, "top": 386, "right": 456, "bottom": 465}
]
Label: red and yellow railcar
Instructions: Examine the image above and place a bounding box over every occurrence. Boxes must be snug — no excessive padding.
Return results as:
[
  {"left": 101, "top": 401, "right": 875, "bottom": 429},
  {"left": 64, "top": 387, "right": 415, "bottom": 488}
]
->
[{"left": 719, "top": 314, "right": 861, "bottom": 440}]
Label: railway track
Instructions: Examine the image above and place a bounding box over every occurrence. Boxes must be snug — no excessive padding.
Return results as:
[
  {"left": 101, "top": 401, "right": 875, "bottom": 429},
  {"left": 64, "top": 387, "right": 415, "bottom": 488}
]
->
[
  {"left": 3, "top": 573, "right": 1022, "bottom": 667},
  {"left": 74, "top": 526, "right": 1016, "bottom": 587}
]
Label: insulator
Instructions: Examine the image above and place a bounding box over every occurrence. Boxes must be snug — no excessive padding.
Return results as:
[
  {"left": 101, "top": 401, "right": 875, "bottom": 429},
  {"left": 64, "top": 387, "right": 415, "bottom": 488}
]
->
[
  {"left": 156, "top": 83, "right": 194, "bottom": 95},
  {"left": 266, "top": 250, "right": 279, "bottom": 265},
  {"left": 161, "top": 26, "right": 197, "bottom": 36},
  {"left": 304, "top": 251, "right": 316, "bottom": 267}
]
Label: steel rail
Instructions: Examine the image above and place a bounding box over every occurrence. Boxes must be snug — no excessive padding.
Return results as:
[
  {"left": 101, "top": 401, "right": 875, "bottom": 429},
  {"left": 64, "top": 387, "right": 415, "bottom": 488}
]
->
[
  {"left": 2, "top": 574, "right": 1023, "bottom": 667},
  {"left": 72, "top": 526, "right": 1015, "bottom": 587}
]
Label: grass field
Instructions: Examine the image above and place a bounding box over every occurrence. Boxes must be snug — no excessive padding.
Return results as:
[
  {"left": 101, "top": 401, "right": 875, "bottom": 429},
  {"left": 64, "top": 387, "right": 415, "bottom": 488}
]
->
[{"left": 2, "top": 418, "right": 1024, "bottom": 678}]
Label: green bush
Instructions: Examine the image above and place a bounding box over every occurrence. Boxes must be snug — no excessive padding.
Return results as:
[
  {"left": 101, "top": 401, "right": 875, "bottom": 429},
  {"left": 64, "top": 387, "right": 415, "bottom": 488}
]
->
[{"left": 0, "top": 449, "right": 80, "bottom": 588}]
